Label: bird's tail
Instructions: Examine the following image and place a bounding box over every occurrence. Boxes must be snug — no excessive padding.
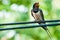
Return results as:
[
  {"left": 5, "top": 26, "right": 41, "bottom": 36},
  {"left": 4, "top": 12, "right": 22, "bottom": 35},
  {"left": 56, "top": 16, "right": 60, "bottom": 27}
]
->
[
  {"left": 38, "top": 23, "right": 53, "bottom": 40},
  {"left": 42, "top": 27, "right": 53, "bottom": 40}
]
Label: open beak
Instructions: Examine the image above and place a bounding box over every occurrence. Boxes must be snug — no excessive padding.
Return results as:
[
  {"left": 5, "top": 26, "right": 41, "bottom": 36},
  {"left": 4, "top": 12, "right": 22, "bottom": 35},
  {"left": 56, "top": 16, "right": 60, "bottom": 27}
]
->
[{"left": 36, "top": 4, "right": 39, "bottom": 8}]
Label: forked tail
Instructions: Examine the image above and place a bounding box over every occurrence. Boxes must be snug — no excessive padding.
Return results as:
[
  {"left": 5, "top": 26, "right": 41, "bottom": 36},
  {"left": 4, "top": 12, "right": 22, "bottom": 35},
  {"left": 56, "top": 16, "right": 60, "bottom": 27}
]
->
[
  {"left": 42, "top": 26, "right": 53, "bottom": 40},
  {"left": 38, "top": 23, "right": 53, "bottom": 40},
  {"left": 45, "top": 29, "right": 53, "bottom": 40}
]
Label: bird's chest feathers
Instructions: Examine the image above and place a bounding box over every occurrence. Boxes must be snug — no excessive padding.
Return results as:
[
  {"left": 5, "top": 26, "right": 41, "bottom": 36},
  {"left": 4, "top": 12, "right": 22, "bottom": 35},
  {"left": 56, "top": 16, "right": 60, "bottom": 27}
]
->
[{"left": 33, "top": 11, "right": 42, "bottom": 21}]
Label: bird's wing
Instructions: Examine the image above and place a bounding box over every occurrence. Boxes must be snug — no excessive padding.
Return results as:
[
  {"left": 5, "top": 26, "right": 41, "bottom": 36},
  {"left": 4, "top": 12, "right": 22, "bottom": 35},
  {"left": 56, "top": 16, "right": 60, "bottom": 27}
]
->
[
  {"left": 39, "top": 9, "right": 45, "bottom": 21},
  {"left": 31, "top": 9, "right": 34, "bottom": 17}
]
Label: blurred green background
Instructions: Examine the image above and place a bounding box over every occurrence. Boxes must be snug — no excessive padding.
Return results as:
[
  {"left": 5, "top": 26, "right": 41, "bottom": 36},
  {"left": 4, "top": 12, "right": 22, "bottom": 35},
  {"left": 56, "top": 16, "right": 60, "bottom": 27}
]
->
[{"left": 0, "top": 0, "right": 60, "bottom": 40}]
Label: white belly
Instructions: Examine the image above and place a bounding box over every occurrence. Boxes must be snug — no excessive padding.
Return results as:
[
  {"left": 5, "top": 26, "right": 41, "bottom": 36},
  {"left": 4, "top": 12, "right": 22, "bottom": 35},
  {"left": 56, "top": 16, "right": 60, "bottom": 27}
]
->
[{"left": 33, "top": 11, "right": 43, "bottom": 21}]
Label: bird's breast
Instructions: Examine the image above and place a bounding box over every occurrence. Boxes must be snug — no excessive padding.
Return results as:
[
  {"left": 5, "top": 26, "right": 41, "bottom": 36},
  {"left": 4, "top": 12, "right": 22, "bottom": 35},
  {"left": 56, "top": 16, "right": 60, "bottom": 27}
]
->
[{"left": 32, "top": 11, "right": 43, "bottom": 21}]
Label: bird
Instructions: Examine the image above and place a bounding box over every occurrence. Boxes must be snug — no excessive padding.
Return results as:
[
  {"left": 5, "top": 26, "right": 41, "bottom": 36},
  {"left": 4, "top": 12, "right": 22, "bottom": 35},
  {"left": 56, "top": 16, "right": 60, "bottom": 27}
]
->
[{"left": 31, "top": 2, "right": 52, "bottom": 40}]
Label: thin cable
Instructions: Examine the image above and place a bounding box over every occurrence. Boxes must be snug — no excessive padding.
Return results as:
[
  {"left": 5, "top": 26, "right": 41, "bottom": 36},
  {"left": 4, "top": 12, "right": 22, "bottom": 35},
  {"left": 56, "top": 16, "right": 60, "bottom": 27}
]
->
[
  {"left": 0, "top": 23, "right": 60, "bottom": 31},
  {"left": 0, "top": 20, "right": 60, "bottom": 26}
]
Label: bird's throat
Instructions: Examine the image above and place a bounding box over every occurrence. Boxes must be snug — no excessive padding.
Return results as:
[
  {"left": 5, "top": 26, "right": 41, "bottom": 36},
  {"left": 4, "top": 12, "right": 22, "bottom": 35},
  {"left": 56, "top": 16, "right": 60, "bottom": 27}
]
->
[{"left": 33, "top": 8, "right": 39, "bottom": 13}]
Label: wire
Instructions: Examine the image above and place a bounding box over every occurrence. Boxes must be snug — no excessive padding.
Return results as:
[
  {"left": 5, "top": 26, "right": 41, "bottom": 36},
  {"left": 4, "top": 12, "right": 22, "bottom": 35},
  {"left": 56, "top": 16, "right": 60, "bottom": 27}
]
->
[
  {"left": 0, "top": 20, "right": 60, "bottom": 26},
  {"left": 0, "top": 23, "right": 60, "bottom": 31}
]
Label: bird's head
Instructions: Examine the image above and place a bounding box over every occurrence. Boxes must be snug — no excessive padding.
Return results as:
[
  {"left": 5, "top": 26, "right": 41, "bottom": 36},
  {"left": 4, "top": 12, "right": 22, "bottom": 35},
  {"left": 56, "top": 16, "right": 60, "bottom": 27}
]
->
[{"left": 33, "top": 2, "right": 39, "bottom": 9}]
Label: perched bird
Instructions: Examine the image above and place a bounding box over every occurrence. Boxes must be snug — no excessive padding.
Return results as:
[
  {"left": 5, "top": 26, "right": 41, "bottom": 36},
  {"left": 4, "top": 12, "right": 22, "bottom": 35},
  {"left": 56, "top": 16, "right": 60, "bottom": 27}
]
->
[{"left": 31, "top": 2, "right": 52, "bottom": 40}]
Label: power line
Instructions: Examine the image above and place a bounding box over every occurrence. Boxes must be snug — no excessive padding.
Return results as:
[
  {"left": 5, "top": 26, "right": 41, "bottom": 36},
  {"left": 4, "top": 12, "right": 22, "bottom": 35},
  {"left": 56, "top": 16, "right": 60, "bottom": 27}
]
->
[
  {"left": 0, "top": 23, "right": 60, "bottom": 31},
  {"left": 0, "top": 20, "right": 60, "bottom": 26}
]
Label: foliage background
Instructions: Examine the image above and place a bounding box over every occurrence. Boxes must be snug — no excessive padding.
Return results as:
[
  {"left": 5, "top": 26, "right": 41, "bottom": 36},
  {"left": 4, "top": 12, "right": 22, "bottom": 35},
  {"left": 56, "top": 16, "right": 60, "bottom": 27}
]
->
[{"left": 0, "top": 0, "right": 60, "bottom": 40}]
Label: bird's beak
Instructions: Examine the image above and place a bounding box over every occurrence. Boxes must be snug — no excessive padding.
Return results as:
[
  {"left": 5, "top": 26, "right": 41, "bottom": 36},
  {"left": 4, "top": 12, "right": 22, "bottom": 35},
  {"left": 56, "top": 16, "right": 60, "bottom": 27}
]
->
[{"left": 36, "top": 4, "right": 39, "bottom": 8}]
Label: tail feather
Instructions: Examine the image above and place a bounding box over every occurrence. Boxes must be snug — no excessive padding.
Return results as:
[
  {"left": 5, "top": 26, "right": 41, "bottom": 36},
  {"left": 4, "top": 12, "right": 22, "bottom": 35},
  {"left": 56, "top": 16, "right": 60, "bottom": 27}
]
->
[
  {"left": 42, "top": 26, "right": 53, "bottom": 40},
  {"left": 42, "top": 27, "right": 53, "bottom": 40},
  {"left": 38, "top": 23, "right": 53, "bottom": 40},
  {"left": 45, "top": 29, "right": 53, "bottom": 40}
]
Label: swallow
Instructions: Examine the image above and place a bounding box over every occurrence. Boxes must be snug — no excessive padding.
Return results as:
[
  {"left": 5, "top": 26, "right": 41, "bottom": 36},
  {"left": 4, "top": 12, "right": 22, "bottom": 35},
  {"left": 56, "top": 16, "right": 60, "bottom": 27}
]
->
[{"left": 31, "top": 2, "right": 52, "bottom": 40}]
